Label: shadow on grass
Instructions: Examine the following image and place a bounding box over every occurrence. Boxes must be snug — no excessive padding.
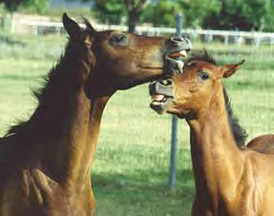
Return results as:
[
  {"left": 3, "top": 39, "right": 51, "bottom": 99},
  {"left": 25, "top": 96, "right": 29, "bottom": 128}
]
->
[
  {"left": 92, "top": 169, "right": 194, "bottom": 216},
  {"left": 0, "top": 35, "right": 26, "bottom": 47}
]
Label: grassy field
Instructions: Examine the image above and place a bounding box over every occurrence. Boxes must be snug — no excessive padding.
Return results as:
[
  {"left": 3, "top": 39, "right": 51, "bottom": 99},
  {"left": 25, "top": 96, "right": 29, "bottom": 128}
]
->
[{"left": 0, "top": 33, "right": 274, "bottom": 216}]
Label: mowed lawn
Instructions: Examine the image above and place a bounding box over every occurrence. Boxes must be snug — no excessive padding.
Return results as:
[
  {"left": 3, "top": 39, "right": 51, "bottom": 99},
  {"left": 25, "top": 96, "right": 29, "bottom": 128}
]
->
[{"left": 1, "top": 33, "right": 274, "bottom": 216}]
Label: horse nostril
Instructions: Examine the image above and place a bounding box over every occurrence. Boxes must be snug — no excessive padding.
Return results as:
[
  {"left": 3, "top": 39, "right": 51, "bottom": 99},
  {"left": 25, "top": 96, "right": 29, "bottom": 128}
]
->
[
  {"left": 170, "top": 37, "right": 185, "bottom": 43},
  {"left": 159, "top": 79, "right": 172, "bottom": 86}
]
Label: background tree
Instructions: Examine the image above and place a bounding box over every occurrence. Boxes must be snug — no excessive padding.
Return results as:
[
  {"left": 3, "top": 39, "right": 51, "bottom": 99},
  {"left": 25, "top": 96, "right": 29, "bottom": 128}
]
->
[
  {"left": 179, "top": 0, "right": 221, "bottom": 29},
  {"left": 93, "top": 0, "right": 149, "bottom": 32},
  {"left": 0, "top": 0, "right": 48, "bottom": 13},
  {"left": 21, "top": 0, "right": 48, "bottom": 14},
  {"left": 142, "top": 0, "right": 220, "bottom": 29},
  {"left": 93, "top": 0, "right": 125, "bottom": 25},
  {"left": 0, "top": 0, "right": 48, "bottom": 31},
  {"left": 263, "top": 0, "right": 274, "bottom": 31},
  {"left": 203, "top": 0, "right": 266, "bottom": 31},
  {"left": 0, "top": 0, "right": 22, "bottom": 13},
  {"left": 141, "top": 0, "right": 181, "bottom": 27},
  {"left": 124, "top": 0, "right": 149, "bottom": 32},
  {"left": 91, "top": 0, "right": 272, "bottom": 32}
]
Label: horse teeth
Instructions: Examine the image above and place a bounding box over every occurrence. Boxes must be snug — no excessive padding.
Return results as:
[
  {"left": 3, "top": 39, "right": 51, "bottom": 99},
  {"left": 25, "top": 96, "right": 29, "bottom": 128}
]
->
[
  {"left": 152, "top": 95, "right": 165, "bottom": 102},
  {"left": 179, "top": 50, "right": 187, "bottom": 57}
]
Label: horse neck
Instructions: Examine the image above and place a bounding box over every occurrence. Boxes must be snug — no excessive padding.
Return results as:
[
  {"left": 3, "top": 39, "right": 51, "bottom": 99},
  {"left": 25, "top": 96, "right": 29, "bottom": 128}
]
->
[
  {"left": 21, "top": 44, "right": 109, "bottom": 187},
  {"left": 187, "top": 86, "right": 245, "bottom": 204},
  {"left": 63, "top": 95, "right": 108, "bottom": 188}
]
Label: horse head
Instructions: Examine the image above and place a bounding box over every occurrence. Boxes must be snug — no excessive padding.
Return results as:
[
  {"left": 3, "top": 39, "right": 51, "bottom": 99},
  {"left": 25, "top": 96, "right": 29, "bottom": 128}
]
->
[
  {"left": 149, "top": 51, "right": 244, "bottom": 119},
  {"left": 62, "top": 13, "right": 192, "bottom": 99}
]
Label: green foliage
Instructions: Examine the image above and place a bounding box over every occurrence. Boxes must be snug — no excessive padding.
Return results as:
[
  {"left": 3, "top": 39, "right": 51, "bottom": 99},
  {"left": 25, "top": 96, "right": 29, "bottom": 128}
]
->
[
  {"left": 93, "top": 0, "right": 149, "bottom": 31},
  {"left": 0, "top": 0, "right": 21, "bottom": 13},
  {"left": 203, "top": 0, "right": 266, "bottom": 31},
  {"left": 141, "top": 0, "right": 182, "bottom": 27},
  {"left": 124, "top": 0, "right": 149, "bottom": 32},
  {"left": 93, "top": 0, "right": 126, "bottom": 24},
  {"left": 179, "top": 0, "right": 221, "bottom": 29},
  {"left": 262, "top": 0, "right": 274, "bottom": 31},
  {"left": 91, "top": 0, "right": 272, "bottom": 31},
  {"left": 21, "top": 0, "right": 49, "bottom": 14},
  {"left": 141, "top": 0, "right": 220, "bottom": 28},
  {"left": 0, "top": 0, "right": 48, "bottom": 13}
]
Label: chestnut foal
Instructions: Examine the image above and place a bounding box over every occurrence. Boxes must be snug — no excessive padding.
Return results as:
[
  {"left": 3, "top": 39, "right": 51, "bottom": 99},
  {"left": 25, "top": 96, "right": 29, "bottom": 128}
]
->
[
  {"left": 0, "top": 14, "right": 191, "bottom": 215},
  {"left": 150, "top": 52, "right": 274, "bottom": 216}
]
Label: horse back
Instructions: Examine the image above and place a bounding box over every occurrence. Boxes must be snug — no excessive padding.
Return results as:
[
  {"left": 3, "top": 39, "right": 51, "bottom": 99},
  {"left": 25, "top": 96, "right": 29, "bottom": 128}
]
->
[{"left": 247, "top": 134, "right": 274, "bottom": 154}]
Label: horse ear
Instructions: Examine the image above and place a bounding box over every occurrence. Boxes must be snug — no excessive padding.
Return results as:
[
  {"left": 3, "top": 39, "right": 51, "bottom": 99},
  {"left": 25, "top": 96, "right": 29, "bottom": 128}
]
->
[
  {"left": 220, "top": 60, "right": 245, "bottom": 78},
  {"left": 63, "top": 13, "right": 82, "bottom": 38},
  {"left": 82, "top": 16, "right": 96, "bottom": 34}
]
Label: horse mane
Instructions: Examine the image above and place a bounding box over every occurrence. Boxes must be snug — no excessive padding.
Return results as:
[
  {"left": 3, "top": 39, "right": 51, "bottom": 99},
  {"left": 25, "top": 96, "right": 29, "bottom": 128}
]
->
[
  {"left": 4, "top": 39, "right": 87, "bottom": 138},
  {"left": 187, "top": 50, "right": 217, "bottom": 65},
  {"left": 223, "top": 88, "right": 248, "bottom": 146},
  {"left": 4, "top": 50, "right": 68, "bottom": 137},
  {"left": 188, "top": 50, "right": 248, "bottom": 147}
]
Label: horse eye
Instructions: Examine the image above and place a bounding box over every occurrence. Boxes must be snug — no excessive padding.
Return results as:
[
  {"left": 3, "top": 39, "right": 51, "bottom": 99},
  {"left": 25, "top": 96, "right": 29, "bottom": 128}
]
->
[
  {"left": 110, "top": 33, "right": 128, "bottom": 46},
  {"left": 199, "top": 70, "right": 209, "bottom": 80}
]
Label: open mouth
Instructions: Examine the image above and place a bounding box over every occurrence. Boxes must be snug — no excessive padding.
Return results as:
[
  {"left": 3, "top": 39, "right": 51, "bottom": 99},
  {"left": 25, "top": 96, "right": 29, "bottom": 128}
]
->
[
  {"left": 149, "top": 53, "right": 186, "bottom": 114},
  {"left": 149, "top": 37, "right": 191, "bottom": 114},
  {"left": 168, "top": 50, "right": 188, "bottom": 59},
  {"left": 151, "top": 94, "right": 168, "bottom": 105},
  {"left": 149, "top": 38, "right": 190, "bottom": 114},
  {"left": 150, "top": 94, "right": 173, "bottom": 114},
  {"left": 165, "top": 49, "right": 189, "bottom": 75},
  {"left": 163, "top": 36, "right": 191, "bottom": 75},
  {"left": 149, "top": 78, "right": 174, "bottom": 114}
]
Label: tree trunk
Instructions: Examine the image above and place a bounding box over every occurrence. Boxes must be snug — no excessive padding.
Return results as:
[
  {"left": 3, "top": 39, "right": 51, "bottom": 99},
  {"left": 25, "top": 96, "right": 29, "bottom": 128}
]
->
[
  {"left": 1, "top": 13, "right": 11, "bottom": 32},
  {"left": 124, "top": 0, "right": 148, "bottom": 33},
  {"left": 221, "top": 0, "right": 226, "bottom": 14},
  {"left": 128, "top": 10, "right": 139, "bottom": 33}
]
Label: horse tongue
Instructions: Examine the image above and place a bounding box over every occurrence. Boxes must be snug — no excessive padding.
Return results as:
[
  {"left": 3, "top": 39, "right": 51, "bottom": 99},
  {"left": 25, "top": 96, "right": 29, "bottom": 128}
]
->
[
  {"left": 152, "top": 95, "right": 165, "bottom": 102},
  {"left": 169, "top": 50, "right": 187, "bottom": 58}
]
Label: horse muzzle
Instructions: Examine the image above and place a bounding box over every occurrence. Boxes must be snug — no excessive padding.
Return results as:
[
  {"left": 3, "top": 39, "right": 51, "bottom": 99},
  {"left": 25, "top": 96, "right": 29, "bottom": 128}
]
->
[
  {"left": 149, "top": 78, "right": 174, "bottom": 114},
  {"left": 164, "top": 37, "right": 192, "bottom": 76}
]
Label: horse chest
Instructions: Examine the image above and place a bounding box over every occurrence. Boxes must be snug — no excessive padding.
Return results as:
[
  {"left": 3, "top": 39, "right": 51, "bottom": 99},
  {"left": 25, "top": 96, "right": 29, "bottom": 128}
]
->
[
  {"left": 0, "top": 170, "right": 93, "bottom": 216},
  {"left": 25, "top": 182, "right": 93, "bottom": 216}
]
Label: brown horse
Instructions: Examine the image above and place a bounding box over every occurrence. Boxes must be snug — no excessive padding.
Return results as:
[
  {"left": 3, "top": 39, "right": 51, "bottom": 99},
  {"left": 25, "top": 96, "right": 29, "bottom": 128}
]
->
[
  {"left": 0, "top": 13, "right": 191, "bottom": 215},
  {"left": 149, "top": 52, "right": 274, "bottom": 216}
]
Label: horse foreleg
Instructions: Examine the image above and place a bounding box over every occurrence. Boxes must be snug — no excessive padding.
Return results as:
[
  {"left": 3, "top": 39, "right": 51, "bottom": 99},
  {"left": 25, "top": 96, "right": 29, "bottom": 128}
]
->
[{"left": 191, "top": 197, "right": 214, "bottom": 216}]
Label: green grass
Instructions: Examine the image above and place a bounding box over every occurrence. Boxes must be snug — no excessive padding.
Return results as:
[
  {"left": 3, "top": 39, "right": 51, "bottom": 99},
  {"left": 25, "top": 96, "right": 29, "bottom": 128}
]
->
[{"left": 1, "top": 33, "right": 274, "bottom": 215}]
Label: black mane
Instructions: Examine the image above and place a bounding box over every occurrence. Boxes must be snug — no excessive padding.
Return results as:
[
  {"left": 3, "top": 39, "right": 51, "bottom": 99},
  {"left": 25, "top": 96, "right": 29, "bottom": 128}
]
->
[
  {"left": 223, "top": 88, "right": 247, "bottom": 146},
  {"left": 187, "top": 50, "right": 217, "bottom": 65}
]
